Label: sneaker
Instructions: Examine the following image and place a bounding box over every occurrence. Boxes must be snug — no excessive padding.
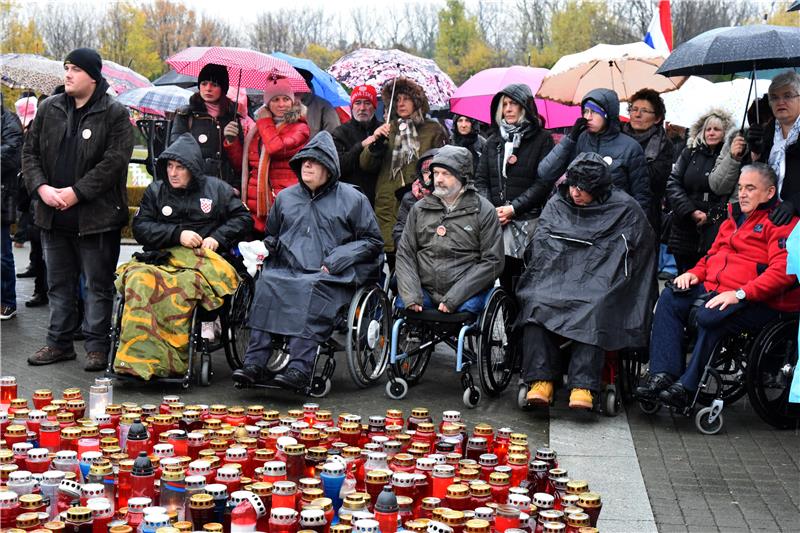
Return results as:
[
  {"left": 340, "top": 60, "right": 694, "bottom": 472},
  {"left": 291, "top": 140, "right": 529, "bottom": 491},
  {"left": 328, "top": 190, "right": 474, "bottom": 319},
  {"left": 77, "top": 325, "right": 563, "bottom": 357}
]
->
[
  {"left": 526, "top": 381, "right": 553, "bottom": 405},
  {"left": 25, "top": 293, "right": 48, "bottom": 307},
  {"left": 659, "top": 382, "right": 690, "bottom": 409},
  {"left": 272, "top": 367, "right": 311, "bottom": 391},
  {"left": 28, "top": 345, "right": 77, "bottom": 366},
  {"left": 84, "top": 351, "right": 107, "bottom": 372},
  {"left": 635, "top": 372, "right": 674, "bottom": 400},
  {"left": 569, "top": 388, "right": 594, "bottom": 410},
  {"left": 232, "top": 365, "right": 262, "bottom": 385},
  {"left": 0, "top": 305, "right": 17, "bottom": 320}
]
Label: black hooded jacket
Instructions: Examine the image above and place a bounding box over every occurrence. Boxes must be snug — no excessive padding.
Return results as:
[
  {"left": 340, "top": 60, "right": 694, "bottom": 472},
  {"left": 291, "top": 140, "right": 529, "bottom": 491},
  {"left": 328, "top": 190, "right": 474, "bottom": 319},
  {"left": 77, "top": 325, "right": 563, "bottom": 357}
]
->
[
  {"left": 331, "top": 115, "right": 381, "bottom": 205},
  {"left": 1, "top": 98, "right": 23, "bottom": 224},
  {"left": 451, "top": 114, "right": 485, "bottom": 173},
  {"left": 132, "top": 133, "right": 252, "bottom": 251},
  {"left": 474, "top": 83, "right": 555, "bottom": 220}
]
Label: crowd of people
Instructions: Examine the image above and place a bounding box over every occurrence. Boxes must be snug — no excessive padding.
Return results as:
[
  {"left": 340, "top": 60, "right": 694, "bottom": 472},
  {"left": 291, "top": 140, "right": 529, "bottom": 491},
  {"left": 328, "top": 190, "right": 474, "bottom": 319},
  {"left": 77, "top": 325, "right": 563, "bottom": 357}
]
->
[{"left": 2, "top": 46, "right": 800, "bottom": 415}]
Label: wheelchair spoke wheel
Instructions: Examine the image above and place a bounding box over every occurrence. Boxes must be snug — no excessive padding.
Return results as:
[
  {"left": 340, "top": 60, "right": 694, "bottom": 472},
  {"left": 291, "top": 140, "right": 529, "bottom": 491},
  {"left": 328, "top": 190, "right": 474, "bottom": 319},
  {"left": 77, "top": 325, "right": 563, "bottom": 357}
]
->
[
  {"left": 478, "top": 289, "right": 516, "bottom": 396},
  {"left": 746, "top": 318, "right": 800, "bottom": 429},
  {"left": 346, "top": 285, "right": 390, "bottom": 388},
  {"left": 696, "top": 332, "right": 750, "bottom": 407},
  {"left": 225, "top": 274, "right": 254, "bottom": 370},
  {"left": 391, "top": 322, "right": 433, "bottom": 385}
]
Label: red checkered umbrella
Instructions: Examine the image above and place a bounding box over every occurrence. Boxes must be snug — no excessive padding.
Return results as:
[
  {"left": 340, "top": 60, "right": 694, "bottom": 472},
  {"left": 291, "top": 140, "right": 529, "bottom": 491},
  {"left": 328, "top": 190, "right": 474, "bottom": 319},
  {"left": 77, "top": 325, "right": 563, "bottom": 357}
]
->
[
  {"left": 166, "top": 47, "right": 308, "bottom": 92},
  {"left": 102, "top": 60, "right": 152, "bottom": 95}
]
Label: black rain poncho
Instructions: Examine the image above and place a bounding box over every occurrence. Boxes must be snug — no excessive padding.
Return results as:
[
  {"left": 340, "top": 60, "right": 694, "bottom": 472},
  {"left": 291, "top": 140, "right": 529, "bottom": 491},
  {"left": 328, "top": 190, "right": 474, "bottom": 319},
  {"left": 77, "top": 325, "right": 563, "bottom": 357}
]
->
[{"left": 247, "top": 131, "right": 383, "bottom": 342}]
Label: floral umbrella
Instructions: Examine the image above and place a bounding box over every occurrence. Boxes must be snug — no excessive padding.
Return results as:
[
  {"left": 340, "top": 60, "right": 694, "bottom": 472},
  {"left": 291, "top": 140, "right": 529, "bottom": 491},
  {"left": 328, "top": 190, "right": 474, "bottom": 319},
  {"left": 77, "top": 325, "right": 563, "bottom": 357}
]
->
[
  {"left": 102, "top": 60, "right": 152, "bottom": 95},
  {"left": 328, "top": 48, "right": 457, "bottom": 109},
  {"left": 0, "top": 53, "right": 63, "bottom": 94}
]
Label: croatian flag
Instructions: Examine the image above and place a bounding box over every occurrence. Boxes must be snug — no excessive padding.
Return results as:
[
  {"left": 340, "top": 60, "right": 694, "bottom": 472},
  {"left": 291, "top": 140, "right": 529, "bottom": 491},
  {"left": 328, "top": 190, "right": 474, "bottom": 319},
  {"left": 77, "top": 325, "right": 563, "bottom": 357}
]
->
[{"left": 643, "top": 0, "right": 673, "bottom": 56}]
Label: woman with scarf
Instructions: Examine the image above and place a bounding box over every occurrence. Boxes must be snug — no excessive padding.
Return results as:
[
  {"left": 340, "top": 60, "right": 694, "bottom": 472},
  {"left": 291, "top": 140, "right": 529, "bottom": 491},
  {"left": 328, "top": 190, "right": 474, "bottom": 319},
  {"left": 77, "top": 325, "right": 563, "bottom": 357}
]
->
[
  {"left": 450, "top": 114, "right": 485, "bottom": 173},
  {"left": 225, "top": 78, "right": 310, "bottom": 235},
  {"left": 360, "top": 77, "right": 447, "bottom": 263},
  {"left": 474, "top": 83, "right": 555, "bottom": 294}
]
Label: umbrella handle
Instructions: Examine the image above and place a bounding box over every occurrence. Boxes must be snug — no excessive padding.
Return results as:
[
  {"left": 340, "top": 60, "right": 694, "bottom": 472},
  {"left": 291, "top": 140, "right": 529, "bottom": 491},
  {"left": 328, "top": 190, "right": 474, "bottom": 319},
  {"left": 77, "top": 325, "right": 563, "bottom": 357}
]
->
[
  {"left": 740, "top": 66, "right": 755, "bottom": 133},
  {"left": 385, "top": 77, "right": 397, "bottom": 125}
]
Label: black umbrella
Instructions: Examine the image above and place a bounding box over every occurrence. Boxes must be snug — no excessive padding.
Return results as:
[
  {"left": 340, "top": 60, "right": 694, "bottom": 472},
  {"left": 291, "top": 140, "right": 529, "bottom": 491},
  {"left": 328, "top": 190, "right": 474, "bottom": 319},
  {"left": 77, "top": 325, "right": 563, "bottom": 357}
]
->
[
  {"left": 656, "top": 24, "right": 800, "bottom": 77},
  {"left": 789, "top": 0, "right": 799, "bottom": 12},
  {"left": 152, "top": 69, "right": 198, "bottom": 88}
]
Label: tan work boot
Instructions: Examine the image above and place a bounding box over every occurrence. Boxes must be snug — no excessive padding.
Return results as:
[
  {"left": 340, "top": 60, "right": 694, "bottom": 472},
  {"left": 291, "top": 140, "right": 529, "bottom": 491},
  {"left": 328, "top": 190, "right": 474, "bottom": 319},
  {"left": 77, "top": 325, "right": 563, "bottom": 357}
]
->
[
  {"left": 569, "top": 388, "right": 594, "bottom": 409},
  {"left": 526, "top": 381, "right": 553, "bottom": 405}
]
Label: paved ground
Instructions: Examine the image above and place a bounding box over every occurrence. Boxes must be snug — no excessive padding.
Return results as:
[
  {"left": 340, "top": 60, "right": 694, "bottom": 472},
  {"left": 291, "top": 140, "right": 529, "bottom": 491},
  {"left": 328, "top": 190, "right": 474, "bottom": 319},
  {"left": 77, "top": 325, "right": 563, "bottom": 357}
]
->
[{"left": 1, "top": 243, "right": 798, "bottom": 532}]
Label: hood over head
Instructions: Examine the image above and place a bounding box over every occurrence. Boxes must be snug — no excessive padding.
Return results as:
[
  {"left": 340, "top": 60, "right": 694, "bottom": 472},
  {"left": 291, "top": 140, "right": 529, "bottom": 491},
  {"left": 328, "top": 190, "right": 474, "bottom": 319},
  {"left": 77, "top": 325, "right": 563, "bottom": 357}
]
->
[
  {"left": 489, "top": 83, "right": 541, "bottom": 129},
  {"left": 581, "top": 88, "right": 621, "bottom": 134},
  {"left": 157, "top": 133, "right": 206, "bottom": 186},
  {"left": 428, "top": 145, "right": 474, "bottom": 185},
  {"left": 687, "top": 107, "right": 735, "bottom": 149},
  {"left": 290, "top": 130, "right": 341, "bottom": 185},
  {"left": 565, "top": 151, "right": 613, "bottom": 200},
  {"left": 382, "top": 77, "right": 429, "bottom": 121}
]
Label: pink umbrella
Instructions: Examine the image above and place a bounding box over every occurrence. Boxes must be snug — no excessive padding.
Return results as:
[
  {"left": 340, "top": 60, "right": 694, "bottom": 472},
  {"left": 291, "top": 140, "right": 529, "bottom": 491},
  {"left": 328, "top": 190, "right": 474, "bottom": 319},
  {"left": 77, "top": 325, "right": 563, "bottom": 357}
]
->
[
  {"left": 449, "top": 66, "right": 581, "bottom": 128},
  {"left": 102, "top": 60, "right": 152, "bottom": 95},
  {"left": 166, "top": 47, "right": 308, "bottom": 92}
]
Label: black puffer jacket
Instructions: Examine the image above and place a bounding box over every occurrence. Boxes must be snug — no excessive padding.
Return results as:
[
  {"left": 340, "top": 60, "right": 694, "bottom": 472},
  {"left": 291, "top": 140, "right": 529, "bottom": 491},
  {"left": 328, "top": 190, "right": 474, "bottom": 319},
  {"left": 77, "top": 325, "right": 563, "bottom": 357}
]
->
[
  {"left": 132, "top": 133, "right": 252, "bottom": 251},
  {"left": 474, "top": 83, "right": 555, "bottom": 220},
  {"left": 1, "top": 100, "right": 23, "bottom": 224},
  {"left": 22, "top": 81, "right": 134, "bottom": 235},
  {"left": 331, "top": 115, "right": 381, "bottom": 205},
  {"left": 451, "top": 114, "right": 486, "bottom": 173},
  {"left": 170, "top": 92, "right": 240, "bottom": 189}
]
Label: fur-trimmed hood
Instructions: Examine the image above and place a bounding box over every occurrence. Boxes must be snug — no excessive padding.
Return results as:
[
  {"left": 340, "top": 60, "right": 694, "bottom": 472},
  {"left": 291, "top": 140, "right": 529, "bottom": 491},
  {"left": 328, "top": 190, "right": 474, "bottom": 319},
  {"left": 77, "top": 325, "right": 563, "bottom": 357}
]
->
[
  {"left": 381, "top": 77, "right": 429, "bottom": 122},
  {"left": 687, "top": 107, "right": 735, "bottom": 149}
]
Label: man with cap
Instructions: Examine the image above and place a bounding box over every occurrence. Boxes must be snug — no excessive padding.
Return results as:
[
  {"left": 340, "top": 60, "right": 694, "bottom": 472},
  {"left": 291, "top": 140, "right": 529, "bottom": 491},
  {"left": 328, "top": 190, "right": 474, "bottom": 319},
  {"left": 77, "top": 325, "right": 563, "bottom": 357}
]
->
[
  {"left": 232, "top": 131, "right": 382, "bottom": 391},
  {"left": 517, "top": 152, "right": 656, "bottom": 410},
  {"left": 538, "top": 88, "right": 651, "bottom": 217},
  {"left": 22, "top": 47, "right": 134, "bottom": 370},
  {"left": 395, "top": 145, "right": 504, "bottom": 315},
  {"left": 171, "top": 63, "right": 242, "bottom": 190},
  {"left": 331, "top": 84, "right": 381, "bottom": 206}
]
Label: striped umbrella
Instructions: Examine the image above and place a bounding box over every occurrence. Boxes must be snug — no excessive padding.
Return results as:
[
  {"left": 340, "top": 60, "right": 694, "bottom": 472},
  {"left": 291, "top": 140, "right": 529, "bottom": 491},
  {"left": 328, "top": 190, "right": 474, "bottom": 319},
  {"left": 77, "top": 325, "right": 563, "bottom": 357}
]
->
[
  {"left": 102, "top": 60, "right": 152, "bottom": 95},
  {"left": 166, "top": 47, "right": 308, "bottom": 92},
  {"left": 116, "top": 85, "right": 193, "bottom": 116}
]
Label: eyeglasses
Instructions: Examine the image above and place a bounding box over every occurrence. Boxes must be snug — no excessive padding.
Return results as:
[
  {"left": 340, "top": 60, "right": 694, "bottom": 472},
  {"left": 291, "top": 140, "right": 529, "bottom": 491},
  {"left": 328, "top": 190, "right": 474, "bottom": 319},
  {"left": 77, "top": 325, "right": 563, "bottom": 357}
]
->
[
  {"left": 768, "top": 93, "right": 800, "bottom": 104},
  {"left": 628, "top": 106, "right": 656, "bottom": 115}
]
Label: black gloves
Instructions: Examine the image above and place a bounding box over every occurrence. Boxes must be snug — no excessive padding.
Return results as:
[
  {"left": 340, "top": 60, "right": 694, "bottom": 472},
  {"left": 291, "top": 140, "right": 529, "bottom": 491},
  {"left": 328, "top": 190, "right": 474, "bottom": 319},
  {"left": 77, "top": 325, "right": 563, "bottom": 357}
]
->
[
  {"left": 769, "top": 200, "right": 795, "bottom": 226},
  {"left": 264, "top": 235, "right": 280, "bottom": 256},
  {"left": 569, "top": 117, "right": 588, "bottom": 141},
  {"left": 746, "top": 124, "right": 765, "bottom": 155}
]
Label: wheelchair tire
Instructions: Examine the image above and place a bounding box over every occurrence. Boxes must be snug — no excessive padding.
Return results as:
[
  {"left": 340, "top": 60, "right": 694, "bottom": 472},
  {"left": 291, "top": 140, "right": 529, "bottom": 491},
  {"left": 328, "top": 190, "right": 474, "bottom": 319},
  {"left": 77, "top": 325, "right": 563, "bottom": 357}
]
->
[
  {"left": 638, "top": 399, "right": 660, "bottom": 415},
  {"left": 516, "top": 383, "right": 531, "bottom": 410},
  {"left": 391, "top": 322, "right": 433, "bottom": 386},
  {"left": 106, "top": 292, "right": 125, "bottom": 374},
  {"left": 603, "top": 388, "right": 620, "bottom": 417},
  {"left": 696, "top": 333, "right": 750, "bottom": 407},
  {"left": 199, "top": 353, "right": 212, "bottom": 387},
  {"left": 346, "top": 285, "right": 391, "bottom": 388},
  {"left": 695, "top": 406, "right": 724, "bottom": 435},
  {"left": 746, "top": 318, "right": 800, "bottom": 430},
  {"left": 463, "top": 387, "right": 481, "bottom": 409},
  {"left": 225, "top": 274, "right": 255, "bottom": 370},
  {"left": 386, "top": 378, "right": 409, "bottom": 400},
  {"left": 309, "top": 377, "right": 332, "bottom": 398},
  {"left": 477, "top": 289, "right": 517, "bottom": 396}
]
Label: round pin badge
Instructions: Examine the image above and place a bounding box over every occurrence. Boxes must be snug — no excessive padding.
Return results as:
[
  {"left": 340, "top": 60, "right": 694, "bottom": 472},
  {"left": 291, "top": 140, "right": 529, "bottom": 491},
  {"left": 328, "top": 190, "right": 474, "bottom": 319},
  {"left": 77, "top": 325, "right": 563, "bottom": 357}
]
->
[
  {"left": 161, "top": 205, "right": 173, "bottom": 216},
  {"left": 398, "top": 122, "right": 407, "bottom": 131},
  {"left": 198, "top": 134, "right": 208, "bottom": 144},
  {"left": 82, "top": 129, "right": 92, "bottom": 140},
  {"left": 436, "top": 225, "right": 447, "bottom": 237},
  {"left": 508, "top": 155, "right": 517, "bottom": 165}
]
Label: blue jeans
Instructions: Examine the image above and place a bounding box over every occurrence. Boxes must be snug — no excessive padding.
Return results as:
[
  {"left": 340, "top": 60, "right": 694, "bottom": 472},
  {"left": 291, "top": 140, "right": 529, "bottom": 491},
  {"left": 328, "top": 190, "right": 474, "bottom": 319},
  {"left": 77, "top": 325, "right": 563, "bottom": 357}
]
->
[
  {"left": 648, "top": 285, "right": 777, "bottom": 391},
  {"left": 1, "top": 224, "right": 15, "bottom": 307},
  {"left": 395, "top": 288, "right": 491, "bottom": 315},
  {"left": 658, "top": 244, "right": 677, "bottom": 276}
]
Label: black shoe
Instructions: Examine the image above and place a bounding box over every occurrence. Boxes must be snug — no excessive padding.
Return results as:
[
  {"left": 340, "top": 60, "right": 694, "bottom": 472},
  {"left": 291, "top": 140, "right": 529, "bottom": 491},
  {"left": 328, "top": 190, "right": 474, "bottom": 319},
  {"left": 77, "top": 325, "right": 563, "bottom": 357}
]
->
[
  {"left": 659, "top": 382, "right": 690, "bottom": 409},
  {"left": 232, "top": 365, "right": 262, "bottom": 385},
  {"left": 84, "top": 351, "right": 107, "bottom": 372},
  {"left": 25, "top": 293, "right": 48, "bottom": 307},
  {"left": 272, "top": 367, "right": 310, "bottom": 391},
  {"left": 16, "top": 267, "right": 36, "bottom": 279},
  {"left": 635, "top": 372, "right": 674, "bottom": 400},
  {"left": 657, "top": 271, "right": 676, "bottom": 281}
]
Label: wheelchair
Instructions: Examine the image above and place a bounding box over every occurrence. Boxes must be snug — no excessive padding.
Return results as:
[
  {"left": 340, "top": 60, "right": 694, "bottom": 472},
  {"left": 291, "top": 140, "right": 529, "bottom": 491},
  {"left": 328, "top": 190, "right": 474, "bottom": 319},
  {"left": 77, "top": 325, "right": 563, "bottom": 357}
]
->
[
  {"left": 105, "top": 267, "right": 254, "bottom": 390},
  {"left": 385, "top": 287, "right": 518, "bottom": 408}
]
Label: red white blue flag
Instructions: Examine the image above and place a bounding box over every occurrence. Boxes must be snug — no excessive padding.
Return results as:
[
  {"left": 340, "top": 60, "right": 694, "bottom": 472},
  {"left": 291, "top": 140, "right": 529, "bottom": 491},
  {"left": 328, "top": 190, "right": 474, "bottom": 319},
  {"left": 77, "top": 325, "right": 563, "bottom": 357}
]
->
[{"left": 643, "top": 0, "right": 673, "bottom": 56}]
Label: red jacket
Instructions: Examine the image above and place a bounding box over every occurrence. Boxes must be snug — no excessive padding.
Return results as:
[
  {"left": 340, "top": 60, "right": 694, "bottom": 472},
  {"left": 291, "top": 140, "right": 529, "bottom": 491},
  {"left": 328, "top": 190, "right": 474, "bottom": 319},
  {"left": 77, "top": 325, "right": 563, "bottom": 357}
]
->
[
  {"left": 689, "top": 201, "right": 800, "bottom": 312},
  {"left": 226, "top": 116, "right": 310, "bottom": 233}
]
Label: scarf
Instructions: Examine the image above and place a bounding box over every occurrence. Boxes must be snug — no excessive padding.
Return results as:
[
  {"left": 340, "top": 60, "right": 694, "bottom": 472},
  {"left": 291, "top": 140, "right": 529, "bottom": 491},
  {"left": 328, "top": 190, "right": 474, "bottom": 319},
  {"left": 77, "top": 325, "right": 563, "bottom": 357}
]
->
[
  {"left": 411, "top": 178, "right": 432, "bottom": 200},
  {"left": 204, "top": 101, "right": 221, "bottom": 118},
  {"left": 623, "top": 123, "right": 666, "bottom": 163},
  {"left": 769, "top": 115, "right": 800, "bottom": 190},
  {"left": 390, "top": 119, "right": 420, "bottom": 183},
  {"left": 240, "top": 119, "right": 285, "bottom": 219},
  {"left": 498, "top": 119, "right": 529, "bottom": 179}
]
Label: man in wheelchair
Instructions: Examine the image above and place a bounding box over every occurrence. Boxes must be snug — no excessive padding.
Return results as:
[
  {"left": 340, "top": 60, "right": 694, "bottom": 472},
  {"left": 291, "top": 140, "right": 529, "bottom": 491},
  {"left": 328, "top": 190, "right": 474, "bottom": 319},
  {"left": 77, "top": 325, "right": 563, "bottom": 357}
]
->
[
  {"left": 232, "top": 131, "right": 382, "bottom": 390},
  {"left": 395, "top": 145, "right": 504, "bottom": 315},
  {"left": 517, "top": 152, "right": 656, "bottom": 409},
  {"left": 638, "top": 163, "right": 800, "bottom": 408},
  {"left": 114, "top": 134, "right": 252, "bottom": 379}
]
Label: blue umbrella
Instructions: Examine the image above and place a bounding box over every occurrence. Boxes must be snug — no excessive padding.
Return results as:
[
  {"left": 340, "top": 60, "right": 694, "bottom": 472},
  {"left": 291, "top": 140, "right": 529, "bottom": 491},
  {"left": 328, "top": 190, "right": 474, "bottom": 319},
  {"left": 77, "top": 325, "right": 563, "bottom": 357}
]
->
[{"left": 271, "top": 52, "right": 350, "bottom": 107}]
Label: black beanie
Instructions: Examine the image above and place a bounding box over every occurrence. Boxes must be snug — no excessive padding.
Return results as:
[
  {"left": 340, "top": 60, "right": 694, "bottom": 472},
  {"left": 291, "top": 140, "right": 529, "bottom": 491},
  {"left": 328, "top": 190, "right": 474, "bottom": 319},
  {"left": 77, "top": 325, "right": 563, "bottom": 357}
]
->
[
  {"left": 198, "top": 63, "right": 229, "bottom": 95},
  {"left": 64, "top": 48, "right": 103, "bottom": 83}
]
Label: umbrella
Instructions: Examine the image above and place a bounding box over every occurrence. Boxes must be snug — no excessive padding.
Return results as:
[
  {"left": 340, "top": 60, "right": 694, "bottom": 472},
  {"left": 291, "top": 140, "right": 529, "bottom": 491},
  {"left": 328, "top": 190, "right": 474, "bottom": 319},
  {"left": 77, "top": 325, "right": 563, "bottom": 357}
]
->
[
  {"left": 101, "top": 60, "right": 152, "bottom": 95},
  {"left": 0, "top": 53, "right": 63, "bottom": 93},
  {"left": 449, "top": 66, "right": 582, "bottom": 128},
  {"left": 537, "top": 42, "right": 686, "bottom": 106},
  {"left": 656, "top": 25, "right": 800, "bottom": 77},
  {"left": 153, "top": 69, "right": 198, "bottom": 88},
  {"left": 116, "top": 85, "right": 193, "bottom": 116},
  {"left": 271, "top": 52, "right": 350, "bottom": 107},
  {"left": 328, "top": 48, "right": 457, "bottom": 109},
  {"left": 790, "top": 0, "right": 800, "bottom": 11},
  {"left": 166, "top": 47, "right": 308, "bottom": 92}
]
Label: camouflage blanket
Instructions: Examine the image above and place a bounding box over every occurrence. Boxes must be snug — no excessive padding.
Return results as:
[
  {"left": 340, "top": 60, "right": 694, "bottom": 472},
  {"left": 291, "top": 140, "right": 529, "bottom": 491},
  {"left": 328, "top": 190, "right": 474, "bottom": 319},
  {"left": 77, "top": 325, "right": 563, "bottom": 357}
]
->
[{"left": 113, "top": 246, "right": 239, "bottom": 380}]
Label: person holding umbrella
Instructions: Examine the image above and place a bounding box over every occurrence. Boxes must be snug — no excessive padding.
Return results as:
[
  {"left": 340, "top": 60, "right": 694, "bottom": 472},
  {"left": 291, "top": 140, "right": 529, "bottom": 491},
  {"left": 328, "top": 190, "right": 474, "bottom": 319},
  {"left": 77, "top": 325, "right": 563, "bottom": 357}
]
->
[
  {"left": 360, "top": 77, "right": 447, "bottom": 262},
  {"left": 170, "top": 63, "right": 242, "bottom": 190}
]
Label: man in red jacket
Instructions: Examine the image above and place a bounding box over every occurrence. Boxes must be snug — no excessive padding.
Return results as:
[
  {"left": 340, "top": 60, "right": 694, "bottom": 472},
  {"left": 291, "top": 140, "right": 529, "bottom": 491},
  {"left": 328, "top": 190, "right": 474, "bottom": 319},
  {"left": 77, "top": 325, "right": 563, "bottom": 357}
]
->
[{"left": 637, "top": 162, "right": 800, "bottom": 408}]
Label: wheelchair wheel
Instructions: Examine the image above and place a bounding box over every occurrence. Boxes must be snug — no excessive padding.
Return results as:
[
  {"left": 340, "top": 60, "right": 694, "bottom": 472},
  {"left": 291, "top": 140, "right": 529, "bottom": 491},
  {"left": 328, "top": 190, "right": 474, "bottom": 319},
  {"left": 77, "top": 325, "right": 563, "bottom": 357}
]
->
[
  {"left": 391, "top": 322, "right": 433, "bottom": 385},
  {"left": 463, "top": 387, "right": 481, "bottom": 409},
  {"left": 199, "top": 353, "right": 212, "bottom": 387},
  {"left": 309, "top": 376, "right": 332, "bottom": 398},
  {"left": 477, "top": 289, "right": 516, "bottom": 396},
  {"left": 746, "top": 318, "right": 800, "bottom": 430},
  {"left": 516, "top": 383, "right": 532, "bottom": 410},
  {"left": 638, "top": 399, "right": 660, "bottom": 415},
  {"left": 346, "top": 285, "right": 390, "bottom": 388},
  {"left": 695, "top": 406, "right": 724, "bottom": 435},
  {"left": 696, "top": 332, "right": 750, "bottom": 407},
  {"left": 225, "top": 274, "right": 255, "bottom": 370},
  {"left": 386, "top": 378, "right": 409, "bottom": 400},
  {"left": 106, "top": 292, "right": 125, "bottom": 375}
]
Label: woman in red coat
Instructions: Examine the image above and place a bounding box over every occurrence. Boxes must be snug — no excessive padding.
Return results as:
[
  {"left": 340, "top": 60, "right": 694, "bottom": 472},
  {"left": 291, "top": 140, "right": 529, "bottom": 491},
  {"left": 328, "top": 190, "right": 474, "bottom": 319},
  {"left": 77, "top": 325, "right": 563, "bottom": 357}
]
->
[{"left": 226, "top": 78, "right": 310, "bottom": 234}]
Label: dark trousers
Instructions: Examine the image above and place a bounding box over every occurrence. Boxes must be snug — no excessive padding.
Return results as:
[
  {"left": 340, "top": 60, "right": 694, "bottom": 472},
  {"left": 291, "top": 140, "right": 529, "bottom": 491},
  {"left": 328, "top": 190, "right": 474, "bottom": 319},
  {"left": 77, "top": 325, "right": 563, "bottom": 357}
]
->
[
  {"left": 649, "top": 285, "right": 777, "bottom": 391},
  {"left": 521, "top": 323, "right": 605, "bottom": 392},
  {"left": 42, "top": 230, "right": 120, "bottom": 353},
  {"left": 500, "top": 256, "right": 524, "bottom": 296},
  {"left": 243, "top": 329, "right": 318, "bottom": 376},
  {"left": 1, "top": 224, "right": 15, "bottom": 307},
  {"left": 28, "top": 226, "right": 47, "bottom": 295}
]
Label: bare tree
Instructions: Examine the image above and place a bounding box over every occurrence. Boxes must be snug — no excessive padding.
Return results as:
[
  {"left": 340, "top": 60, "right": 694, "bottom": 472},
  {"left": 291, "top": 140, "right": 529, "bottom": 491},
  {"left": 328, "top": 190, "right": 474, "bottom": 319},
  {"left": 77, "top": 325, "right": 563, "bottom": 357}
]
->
[
  {"left": 404, "top": 3, "right": 440, "bottom": 57},
  {"left": 141, "top": 0, "right": 198, "bottom": 62},
  {"left": 350, "top": 8, "right": 379, "bottom": 47},
  {"left": 514, "top": 0, "right": 554, "bottom": 63},
  {"left": 37, "top": 3, "right": 98, "bottom": 58},
  {"left": 379, "top": 5, "right": 410, "bottom": 49},
  {"left": 671, "top": 0, "right": 760, "bottom": 45},
  {"left": 194, "top": 17, "right": 242, "bottom": 48},
  {"left": 248, "top": 10, "right": 294, "bottom": 53}
]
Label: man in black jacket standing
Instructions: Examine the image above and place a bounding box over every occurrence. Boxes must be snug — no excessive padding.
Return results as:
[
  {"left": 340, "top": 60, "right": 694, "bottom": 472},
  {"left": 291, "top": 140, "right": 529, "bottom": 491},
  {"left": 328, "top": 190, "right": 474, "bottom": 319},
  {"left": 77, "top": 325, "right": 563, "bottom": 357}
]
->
[
  {"left": 22, "top": 48, "right": 134, "bottom": 370},
  {"left": 331, "top": 85, "right": 381, "bottom": 206}
]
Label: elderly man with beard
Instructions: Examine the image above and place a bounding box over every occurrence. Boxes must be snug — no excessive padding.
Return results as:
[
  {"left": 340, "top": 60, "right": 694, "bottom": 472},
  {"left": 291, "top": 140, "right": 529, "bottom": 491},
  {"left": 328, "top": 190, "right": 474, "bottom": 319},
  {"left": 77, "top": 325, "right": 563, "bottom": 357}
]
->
[{"left": 332, "top": 85, "right": 382, "bottom": 206}]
